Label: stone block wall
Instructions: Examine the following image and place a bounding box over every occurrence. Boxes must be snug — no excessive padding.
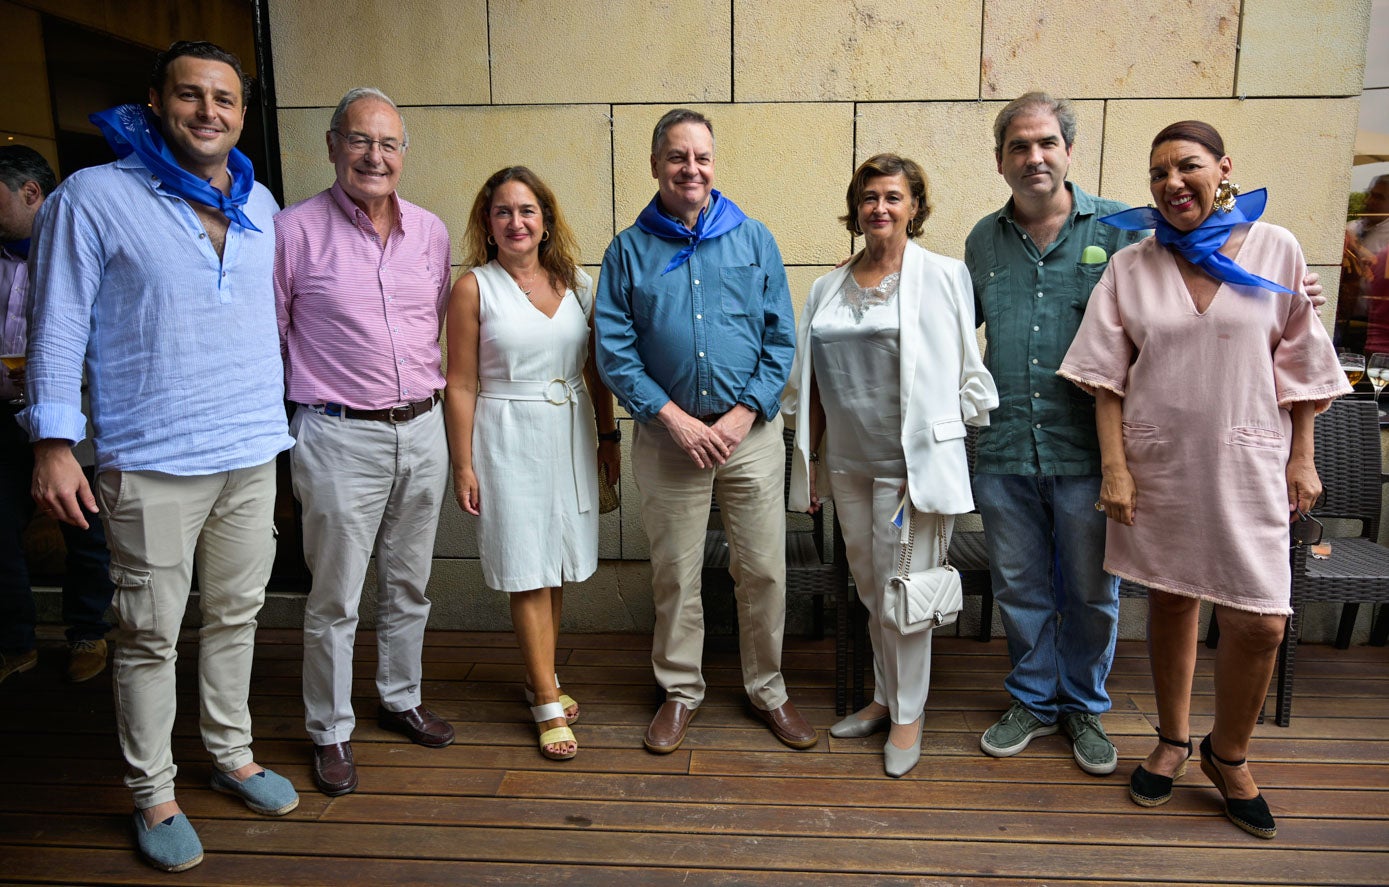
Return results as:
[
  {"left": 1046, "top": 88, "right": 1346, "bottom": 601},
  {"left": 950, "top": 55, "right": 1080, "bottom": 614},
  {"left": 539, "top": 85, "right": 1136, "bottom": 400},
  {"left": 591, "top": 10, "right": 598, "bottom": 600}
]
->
[{"left": 268, "top": 0, "right": 1376, "bottom": 639}]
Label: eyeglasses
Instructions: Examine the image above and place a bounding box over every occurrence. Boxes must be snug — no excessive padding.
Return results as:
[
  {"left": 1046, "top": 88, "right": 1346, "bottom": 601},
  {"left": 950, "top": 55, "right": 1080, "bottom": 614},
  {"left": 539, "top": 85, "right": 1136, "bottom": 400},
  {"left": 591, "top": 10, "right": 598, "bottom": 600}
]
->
[
  {"left": 1290, "top": 509, "right": 1324, "bottom": 547},
  {"left": 331, "top": 131, "right": 403, "bottom": 156}
]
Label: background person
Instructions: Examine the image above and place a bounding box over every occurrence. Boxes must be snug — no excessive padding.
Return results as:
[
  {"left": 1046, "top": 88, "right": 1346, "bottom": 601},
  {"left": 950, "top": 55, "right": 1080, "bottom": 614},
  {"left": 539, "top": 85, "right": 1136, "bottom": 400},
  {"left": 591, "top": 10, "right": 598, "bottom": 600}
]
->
[
  {"left": 784, "top": 153, "right": 996, "bottom": 777},
  {"left": 0, "top": 145, "right": 114, "bottom": 686},
  {"left": 445, "top": 166, "right": 619, "bottom": 761},
  {"left": 1059, "top": 120, "right": 1350, "bottom": 840}
]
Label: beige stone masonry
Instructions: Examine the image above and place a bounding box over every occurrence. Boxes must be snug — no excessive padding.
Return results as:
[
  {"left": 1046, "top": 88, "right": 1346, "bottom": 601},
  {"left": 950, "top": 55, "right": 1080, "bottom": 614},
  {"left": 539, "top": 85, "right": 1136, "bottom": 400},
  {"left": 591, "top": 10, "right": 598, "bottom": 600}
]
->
[
  {"left": 270, "top": 0, "right": 489, "bottom": 107},
  {"left": 612, "top": 104, "right": 854, "bottom": 266},
  {"left": 489, "top": 0, "right": 731, "bottom": 104},
  {"left": 982, "top": 0, "right": 1239, "bottom": 99},
  {"left": 734, "top": 0, "right": 981, "bottom": 101},
  {"left": 1237, "top": 0, "right": 1371, "bottom": 97}
]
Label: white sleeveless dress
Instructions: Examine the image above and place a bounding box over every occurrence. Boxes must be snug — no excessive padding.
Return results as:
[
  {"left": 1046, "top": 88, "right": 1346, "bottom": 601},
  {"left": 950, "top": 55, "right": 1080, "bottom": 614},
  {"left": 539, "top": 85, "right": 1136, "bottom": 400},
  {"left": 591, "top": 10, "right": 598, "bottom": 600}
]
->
[{"left": 472, "top": 260, "right": 599, "bottom": 591}]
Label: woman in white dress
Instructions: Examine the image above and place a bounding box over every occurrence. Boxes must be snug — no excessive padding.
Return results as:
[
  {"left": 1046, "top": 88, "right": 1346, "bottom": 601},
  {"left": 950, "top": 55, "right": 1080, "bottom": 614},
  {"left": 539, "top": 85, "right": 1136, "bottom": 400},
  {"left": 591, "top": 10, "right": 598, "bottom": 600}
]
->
[
  {"left": 784, "top": 154, "right": 997, "bottom": 776},
  {"left": 444, "top": 167, "right": 620, "bottom": 760}
]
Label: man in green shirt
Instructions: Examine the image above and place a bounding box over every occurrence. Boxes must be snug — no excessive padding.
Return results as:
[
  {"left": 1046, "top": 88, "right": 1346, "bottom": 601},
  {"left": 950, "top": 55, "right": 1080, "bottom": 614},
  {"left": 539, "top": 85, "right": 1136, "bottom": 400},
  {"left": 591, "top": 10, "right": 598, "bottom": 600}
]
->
[{"left": 964, "top": 92, "right": 1137, "bottom": 776}]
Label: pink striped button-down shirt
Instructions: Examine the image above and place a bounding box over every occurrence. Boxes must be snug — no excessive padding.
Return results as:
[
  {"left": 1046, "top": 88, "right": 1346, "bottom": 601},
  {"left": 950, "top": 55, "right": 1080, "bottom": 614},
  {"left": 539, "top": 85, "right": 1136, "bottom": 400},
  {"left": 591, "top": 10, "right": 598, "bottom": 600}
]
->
[{"left": 274, "top": 183, "right": 451, "bottom": 409}]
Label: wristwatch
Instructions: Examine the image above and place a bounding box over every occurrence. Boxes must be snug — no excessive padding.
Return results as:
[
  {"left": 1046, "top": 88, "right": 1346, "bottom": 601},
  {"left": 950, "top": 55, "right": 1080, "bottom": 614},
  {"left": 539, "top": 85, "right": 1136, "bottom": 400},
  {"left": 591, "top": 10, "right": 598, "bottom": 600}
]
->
[
  {"left": 808, "top": 450, "right": 820, "bottom": 462},
  {"left": 598, "top": 428, "right": 621, "bottom": 443}
]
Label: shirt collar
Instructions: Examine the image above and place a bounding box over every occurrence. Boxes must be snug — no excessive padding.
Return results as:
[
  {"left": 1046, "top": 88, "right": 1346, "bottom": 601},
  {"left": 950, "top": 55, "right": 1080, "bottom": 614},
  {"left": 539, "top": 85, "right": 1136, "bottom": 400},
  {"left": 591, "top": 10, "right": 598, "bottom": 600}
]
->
[
  {"left": 996, "top": 181, "right": 1094, "bottom": 225},
  {"left": 330, "top": 181, "right": 404, "bottom": 237}
]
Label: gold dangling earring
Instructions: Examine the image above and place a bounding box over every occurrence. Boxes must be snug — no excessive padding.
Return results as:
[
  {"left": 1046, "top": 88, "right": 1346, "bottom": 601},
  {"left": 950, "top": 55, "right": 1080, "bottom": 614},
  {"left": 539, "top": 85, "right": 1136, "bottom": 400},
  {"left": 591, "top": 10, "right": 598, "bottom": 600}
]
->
[
  {"left": 1213, "top": 179, "right": 1239, "bottom": 214},
  {"left": 487, "top": 234, "right": 496, "bottom": 245}
]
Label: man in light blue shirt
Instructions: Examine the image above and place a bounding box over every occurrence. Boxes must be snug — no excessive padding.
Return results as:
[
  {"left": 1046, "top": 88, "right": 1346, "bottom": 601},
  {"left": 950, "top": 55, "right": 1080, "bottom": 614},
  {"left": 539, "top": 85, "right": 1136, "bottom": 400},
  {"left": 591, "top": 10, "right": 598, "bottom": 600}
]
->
[
  {"left": 596, "top": 108, "right": 814, "bottom": 755},
  {"left": 21, "top": 41, "right": 297, "bottom": 873}
]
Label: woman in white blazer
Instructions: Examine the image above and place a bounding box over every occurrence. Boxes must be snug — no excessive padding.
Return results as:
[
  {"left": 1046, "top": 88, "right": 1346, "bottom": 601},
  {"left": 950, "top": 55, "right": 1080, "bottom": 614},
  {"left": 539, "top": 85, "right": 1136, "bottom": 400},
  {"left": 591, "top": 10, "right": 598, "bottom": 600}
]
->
[{"left": 783, "top": 154, "right": 997, "bottom": 776}]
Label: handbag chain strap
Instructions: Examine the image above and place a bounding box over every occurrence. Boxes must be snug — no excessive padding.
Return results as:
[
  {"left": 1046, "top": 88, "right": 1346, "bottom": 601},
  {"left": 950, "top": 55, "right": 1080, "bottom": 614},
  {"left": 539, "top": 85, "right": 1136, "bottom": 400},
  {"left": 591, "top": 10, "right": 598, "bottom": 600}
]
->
[{"left": 894, "top": 503, "right": 951, "bottom": 579}]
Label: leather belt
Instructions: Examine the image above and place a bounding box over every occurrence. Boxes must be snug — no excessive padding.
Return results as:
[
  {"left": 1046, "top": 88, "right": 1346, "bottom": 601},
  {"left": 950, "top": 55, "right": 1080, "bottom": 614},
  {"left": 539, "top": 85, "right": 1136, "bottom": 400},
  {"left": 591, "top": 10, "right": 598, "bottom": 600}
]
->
[
  {"left": 305, "top": 392, "right": 440, "bottom": 424},
  {"left": 478, "top": 375, "right": 592, "bottom": 513}
]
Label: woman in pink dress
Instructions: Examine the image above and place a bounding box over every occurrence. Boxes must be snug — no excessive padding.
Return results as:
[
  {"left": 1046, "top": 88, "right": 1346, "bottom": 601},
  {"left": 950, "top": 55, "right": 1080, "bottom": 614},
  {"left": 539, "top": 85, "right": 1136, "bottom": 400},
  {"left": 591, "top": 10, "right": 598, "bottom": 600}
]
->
[{"left": 1059, "top": 121, "right": 1350, "bottom": 839}]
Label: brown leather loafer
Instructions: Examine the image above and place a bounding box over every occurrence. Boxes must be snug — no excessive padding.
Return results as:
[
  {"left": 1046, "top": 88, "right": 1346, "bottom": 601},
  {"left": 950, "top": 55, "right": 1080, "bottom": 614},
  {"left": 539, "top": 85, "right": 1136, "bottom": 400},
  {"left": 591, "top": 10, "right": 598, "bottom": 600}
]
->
[
  {"left": 644, "top": 700, "right": 696, "bottom": 754},
  {"left": 754, "top": 700, "right": 819, "bottom": 749},
  {"left": 312, "top": 741, "right": 358, "bottom": 796},
  {"left": 378, "top": 704, "right": 455, "bottom": 748}
]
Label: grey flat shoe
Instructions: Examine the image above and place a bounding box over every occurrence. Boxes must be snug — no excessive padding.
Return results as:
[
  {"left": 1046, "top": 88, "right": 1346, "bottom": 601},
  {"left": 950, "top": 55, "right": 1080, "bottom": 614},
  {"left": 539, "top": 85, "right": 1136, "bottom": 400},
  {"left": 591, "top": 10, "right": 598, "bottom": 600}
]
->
[
  {"left": 884, "top": 719, "right": 924, "bottom": 778},
  {"left": 829, "top": 712, "right": 890, "bottom": 739}
]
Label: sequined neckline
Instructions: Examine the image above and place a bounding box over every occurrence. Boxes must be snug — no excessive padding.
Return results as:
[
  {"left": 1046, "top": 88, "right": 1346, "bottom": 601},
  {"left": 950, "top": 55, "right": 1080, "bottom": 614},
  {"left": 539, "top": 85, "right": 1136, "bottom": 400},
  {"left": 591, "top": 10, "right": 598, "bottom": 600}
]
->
[{"left": 838, "top": 271, "right": 900, "bottom": 323}]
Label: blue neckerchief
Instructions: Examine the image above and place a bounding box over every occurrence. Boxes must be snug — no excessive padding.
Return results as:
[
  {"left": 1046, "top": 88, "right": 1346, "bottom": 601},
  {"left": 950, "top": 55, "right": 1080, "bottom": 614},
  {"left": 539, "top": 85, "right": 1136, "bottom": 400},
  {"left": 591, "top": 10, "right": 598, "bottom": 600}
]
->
[
  {"left": 90, "top": 104, "right": 262, "bottom": 233},
  {"left": 635, "top": 190, "right": 748, "bottom": 274},
  {"left": 1099, "top": 188, "right": 1293, "bottom": 295},
  {"left": 3, "top": 238, "right": 30, "bottom": 259}
]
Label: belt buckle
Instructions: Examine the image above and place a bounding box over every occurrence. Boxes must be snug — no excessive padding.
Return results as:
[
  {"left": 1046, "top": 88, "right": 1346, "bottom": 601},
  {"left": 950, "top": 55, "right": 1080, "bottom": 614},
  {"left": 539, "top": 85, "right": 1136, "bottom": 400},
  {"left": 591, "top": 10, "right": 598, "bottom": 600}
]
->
[
  {"left": 388, "top": 404, "right": 412, "bottom": 424},
  {"left": 545, "top": 379, "right": 571, "bottom": 406}
]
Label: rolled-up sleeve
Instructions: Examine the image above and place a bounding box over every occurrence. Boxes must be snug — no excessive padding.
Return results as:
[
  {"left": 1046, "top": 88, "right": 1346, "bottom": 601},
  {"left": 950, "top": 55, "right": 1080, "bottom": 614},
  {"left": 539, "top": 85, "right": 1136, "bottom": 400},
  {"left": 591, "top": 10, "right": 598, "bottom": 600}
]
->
[{"left": 20, "top": 191, "right": 99, "bottom": 444}]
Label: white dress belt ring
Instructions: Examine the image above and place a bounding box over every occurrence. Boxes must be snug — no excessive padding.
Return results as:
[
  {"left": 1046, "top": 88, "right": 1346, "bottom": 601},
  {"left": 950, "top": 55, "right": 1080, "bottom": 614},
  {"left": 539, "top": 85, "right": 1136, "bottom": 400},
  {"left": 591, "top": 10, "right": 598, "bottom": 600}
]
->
[{"left": 478, "top": 375, "right": 592, "bottom": 512}]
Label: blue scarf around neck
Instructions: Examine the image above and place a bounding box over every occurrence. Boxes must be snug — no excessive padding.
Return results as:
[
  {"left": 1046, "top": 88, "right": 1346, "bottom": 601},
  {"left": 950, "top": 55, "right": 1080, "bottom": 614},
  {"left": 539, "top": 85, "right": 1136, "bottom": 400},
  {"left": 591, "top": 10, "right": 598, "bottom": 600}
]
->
[
  {"left": 635, "top": 189, "right": 747, "bottom": 274},
  {"left": 90, "top": 104, "right": 262, "bottom": 233},
  {"left": 1099, "top": 188, "right": 1293, "bottom": 295}
]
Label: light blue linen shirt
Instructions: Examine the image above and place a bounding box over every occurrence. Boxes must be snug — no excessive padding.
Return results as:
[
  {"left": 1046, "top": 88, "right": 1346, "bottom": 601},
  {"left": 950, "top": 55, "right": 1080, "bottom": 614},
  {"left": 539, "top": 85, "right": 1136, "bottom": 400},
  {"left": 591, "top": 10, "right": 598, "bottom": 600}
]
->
[
  {"left": 19, "top": 154, "right": 293, "bottom": 475},
  {"left": 595, "top": 206, "right": 795, "bottom": 423}
]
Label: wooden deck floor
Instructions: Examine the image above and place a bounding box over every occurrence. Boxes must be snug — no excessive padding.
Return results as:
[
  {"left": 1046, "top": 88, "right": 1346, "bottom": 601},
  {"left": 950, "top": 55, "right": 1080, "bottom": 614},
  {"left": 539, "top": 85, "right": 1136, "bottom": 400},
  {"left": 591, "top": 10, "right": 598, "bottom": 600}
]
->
[{"left": 1, "top": 626, "right": 1386, "bottom": 886}]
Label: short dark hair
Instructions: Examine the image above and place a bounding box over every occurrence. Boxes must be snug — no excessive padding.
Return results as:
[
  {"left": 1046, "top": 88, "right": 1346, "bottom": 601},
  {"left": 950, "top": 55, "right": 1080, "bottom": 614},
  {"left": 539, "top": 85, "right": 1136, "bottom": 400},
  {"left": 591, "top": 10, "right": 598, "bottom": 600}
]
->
[
  {"left": 651, "top": 108, "right": 713, "bottom": 155},
  {"left": 0, "top": 145, "right": 57, "bottom": 197},
  {"left": 150, "top": 40, "right": 251, "bottom": 105},
  {"left": 994, "top": 91, "right": 1077, "bottom": 154},
  {"left": 1150, "top": 120, "right": 1226, "bottom": 161},
  {"left": 841, "top": 153, "right": 932, "bottom": 238}
]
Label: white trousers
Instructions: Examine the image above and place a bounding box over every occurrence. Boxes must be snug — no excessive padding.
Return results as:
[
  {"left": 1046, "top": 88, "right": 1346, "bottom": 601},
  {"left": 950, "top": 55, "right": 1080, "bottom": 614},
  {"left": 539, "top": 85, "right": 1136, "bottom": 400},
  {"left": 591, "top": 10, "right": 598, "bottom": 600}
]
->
[
  {"left": 831, "top": 472, "right": 952, "bottom": 724},
  {"left": 631, "top": 414, "right": 788, "bottom": 709},
  {"left": 97, "top": 460, "right": 278, "bottom": 808},
  {"left": 292, "top": 406, "right": 448, "bottom": 745}
]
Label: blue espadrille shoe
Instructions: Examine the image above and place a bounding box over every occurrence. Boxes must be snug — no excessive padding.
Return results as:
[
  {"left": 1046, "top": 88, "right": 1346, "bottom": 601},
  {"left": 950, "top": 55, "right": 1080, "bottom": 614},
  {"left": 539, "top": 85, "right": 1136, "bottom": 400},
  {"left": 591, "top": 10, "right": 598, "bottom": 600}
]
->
[
  {"left": 211, "top": 767, "right": 300, "bottom": 816},
  {"left": 132, "top": 811, "right": 203, "bottom": 872}
]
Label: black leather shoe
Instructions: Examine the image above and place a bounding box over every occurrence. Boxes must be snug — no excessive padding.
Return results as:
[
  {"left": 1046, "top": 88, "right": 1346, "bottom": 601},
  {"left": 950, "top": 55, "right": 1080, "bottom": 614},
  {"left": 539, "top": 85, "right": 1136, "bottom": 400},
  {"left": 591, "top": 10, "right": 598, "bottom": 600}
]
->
[
  {"left": 378, "top": 705, "right": 455, "bottom": 748},
  {"left": 312, "top": 741, "right": 358, "bottom": 796}
]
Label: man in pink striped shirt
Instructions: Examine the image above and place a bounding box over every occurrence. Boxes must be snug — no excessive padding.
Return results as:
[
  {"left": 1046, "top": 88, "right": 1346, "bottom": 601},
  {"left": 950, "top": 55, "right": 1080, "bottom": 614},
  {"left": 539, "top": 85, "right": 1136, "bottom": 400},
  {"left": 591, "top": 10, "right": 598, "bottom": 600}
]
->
[{"left": 274, "top": 87, "right": 453, "bottom": 797}]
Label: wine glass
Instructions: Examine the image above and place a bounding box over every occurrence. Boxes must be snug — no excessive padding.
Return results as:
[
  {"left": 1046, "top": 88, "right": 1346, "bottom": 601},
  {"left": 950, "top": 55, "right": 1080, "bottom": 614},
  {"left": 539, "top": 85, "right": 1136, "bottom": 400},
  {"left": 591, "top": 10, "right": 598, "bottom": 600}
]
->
[
  {"left": 1370, "top": 353, "right": 1389, "bottom": 417},
  {"left": 1339, "top": 349, "right": 1366, "bottom": 392}
]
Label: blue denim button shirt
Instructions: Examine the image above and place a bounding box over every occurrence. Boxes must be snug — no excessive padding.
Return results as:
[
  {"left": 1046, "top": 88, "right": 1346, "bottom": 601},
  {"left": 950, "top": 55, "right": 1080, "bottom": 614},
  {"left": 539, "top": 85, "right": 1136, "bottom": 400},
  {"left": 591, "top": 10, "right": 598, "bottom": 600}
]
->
[{"left": 595, "top": 207, "right": 795, "bottom": 424}]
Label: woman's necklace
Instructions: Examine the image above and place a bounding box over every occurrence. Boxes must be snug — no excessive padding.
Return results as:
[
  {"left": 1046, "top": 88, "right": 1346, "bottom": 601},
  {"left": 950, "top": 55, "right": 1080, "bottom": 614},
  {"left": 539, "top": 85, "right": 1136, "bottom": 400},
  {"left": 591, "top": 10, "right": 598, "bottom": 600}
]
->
[{"left": 503, "top": 264, "right": 540, "bottom": 298}]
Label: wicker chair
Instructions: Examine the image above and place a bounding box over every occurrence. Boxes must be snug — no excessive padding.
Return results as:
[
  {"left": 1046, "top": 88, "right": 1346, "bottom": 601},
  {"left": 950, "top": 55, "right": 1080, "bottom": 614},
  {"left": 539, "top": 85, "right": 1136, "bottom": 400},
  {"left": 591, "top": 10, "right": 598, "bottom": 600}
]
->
[
  {"left": 1276, "top": 397, "right": 1389, "bottom": 725},
  {"left": 703, "top": 428, "right": 851, "bottom": 713}
]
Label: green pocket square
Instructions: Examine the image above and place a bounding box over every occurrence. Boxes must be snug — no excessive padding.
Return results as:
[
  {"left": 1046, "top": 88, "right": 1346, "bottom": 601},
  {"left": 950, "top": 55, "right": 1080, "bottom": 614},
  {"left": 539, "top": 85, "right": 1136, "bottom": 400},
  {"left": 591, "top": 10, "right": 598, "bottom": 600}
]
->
[{"left": 1081, "top": 245, "right": 1108, "bottom": 264}]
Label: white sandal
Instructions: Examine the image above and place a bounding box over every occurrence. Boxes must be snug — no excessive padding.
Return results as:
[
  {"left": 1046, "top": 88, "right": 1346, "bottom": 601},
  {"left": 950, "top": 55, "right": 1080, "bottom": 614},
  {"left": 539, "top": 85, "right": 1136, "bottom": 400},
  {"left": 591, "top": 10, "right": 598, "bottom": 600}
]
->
[
  {"left": 523, "top": 673, "right": 579, "bottom": 725},
  {"left": 531, "top": 701, "right": 577, "bottom": 761}
]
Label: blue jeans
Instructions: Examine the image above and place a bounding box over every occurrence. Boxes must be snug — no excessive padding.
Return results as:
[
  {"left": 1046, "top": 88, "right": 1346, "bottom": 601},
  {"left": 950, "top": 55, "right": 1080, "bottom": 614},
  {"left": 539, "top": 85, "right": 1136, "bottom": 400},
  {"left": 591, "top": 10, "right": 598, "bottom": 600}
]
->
[
  {"left": 974, "top": 473, "right": 1118, "bottom": 722},
  {"left": 0, "top": 412, "right": 114, "bottom": 653}
]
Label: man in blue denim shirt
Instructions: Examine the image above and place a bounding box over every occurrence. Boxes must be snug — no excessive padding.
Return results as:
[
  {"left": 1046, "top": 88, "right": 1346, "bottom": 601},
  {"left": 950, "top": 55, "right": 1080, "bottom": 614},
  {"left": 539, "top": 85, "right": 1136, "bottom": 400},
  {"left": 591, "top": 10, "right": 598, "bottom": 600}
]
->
[{"left": 596, "top": 108, "right": 815, "bottom": 754}]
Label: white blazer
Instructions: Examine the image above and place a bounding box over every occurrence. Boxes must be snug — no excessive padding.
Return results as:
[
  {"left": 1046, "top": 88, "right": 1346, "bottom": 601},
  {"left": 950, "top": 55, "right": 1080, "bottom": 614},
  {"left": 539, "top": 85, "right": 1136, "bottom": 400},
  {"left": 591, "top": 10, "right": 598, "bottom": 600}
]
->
[{"left": 783, "top": 240, "right": 998, "bottom": 516}]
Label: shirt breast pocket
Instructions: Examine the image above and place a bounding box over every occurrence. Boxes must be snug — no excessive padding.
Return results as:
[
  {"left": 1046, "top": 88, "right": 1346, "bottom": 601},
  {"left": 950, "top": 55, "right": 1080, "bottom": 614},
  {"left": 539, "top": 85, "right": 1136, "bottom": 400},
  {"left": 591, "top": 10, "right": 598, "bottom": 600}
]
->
[
  {"left": 719, "top": 265, "right": 766, "bottom": 317},
  {"left": 1073, "top": 260, "right": 1106, "bottom": 305},
  {"left": 978, "top": 265, "right": 1014, "bottom": 324}
]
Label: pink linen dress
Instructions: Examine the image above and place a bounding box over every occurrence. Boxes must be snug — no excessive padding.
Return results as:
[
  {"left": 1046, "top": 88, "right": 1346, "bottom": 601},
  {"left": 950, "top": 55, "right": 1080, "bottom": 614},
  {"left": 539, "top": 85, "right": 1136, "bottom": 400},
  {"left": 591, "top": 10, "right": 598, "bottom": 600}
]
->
[{"left": 1058, "top": 222, "right": 1350, "bottom": 614}]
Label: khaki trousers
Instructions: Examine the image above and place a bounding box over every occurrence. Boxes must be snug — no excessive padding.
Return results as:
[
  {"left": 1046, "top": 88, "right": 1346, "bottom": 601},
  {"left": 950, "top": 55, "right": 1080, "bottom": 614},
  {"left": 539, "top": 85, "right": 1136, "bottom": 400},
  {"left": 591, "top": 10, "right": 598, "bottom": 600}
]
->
[
  {"left": 97, "top": 460, "right": 277, "bottom": 808},
  {"left": 632, "top": 414, "right": 788, "bottom": 709}
]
